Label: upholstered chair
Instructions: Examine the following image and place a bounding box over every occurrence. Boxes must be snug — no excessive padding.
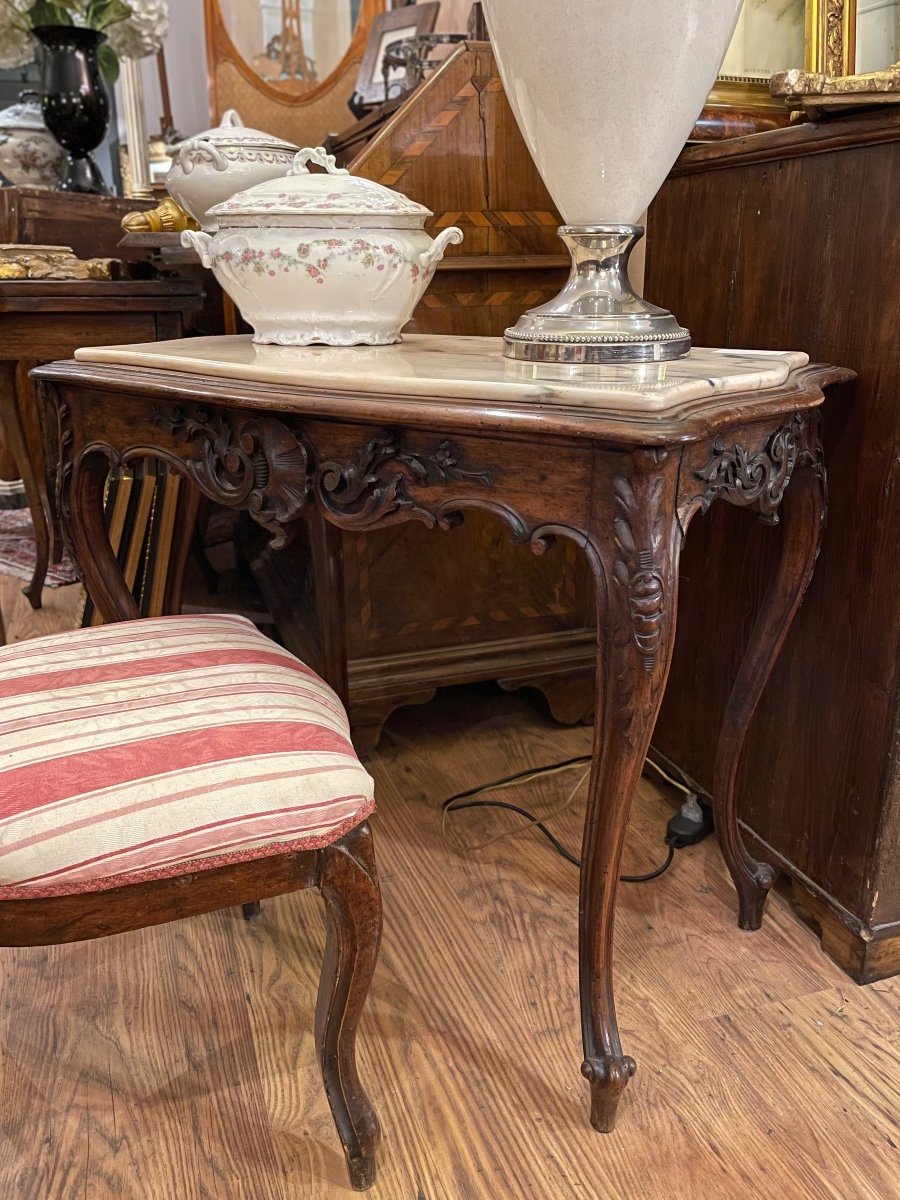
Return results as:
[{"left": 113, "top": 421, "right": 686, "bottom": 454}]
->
[{"left": 0, "top": 612, "right": 382, "bottom": 1191}]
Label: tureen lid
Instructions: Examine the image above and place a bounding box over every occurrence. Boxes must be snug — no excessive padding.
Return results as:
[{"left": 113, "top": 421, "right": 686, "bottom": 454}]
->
[
  {"left": 0, "top": 91, "right": 46, "bottom": 133},
  {"left": 209, "top": 146, "right": 432, "bottom": 228},
  {"left": 173, "top": 108, "right": 297, "bottom": 153}
]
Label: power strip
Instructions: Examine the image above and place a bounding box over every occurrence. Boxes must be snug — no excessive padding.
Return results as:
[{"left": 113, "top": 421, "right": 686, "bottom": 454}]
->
[{"left": 666, "top": 795, "right": 715, "bottom": 847}]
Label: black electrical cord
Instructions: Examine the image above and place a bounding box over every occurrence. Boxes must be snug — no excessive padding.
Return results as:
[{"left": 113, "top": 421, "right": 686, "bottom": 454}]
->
[
  {"left": 441, "top": 757, "right": 678, "bottom": 882},
  {"left": 442, "top": 754, "right": 593, "bottom": 804},
  {"left": 445, "top": 799, "right": 582, "bottom": 866}
]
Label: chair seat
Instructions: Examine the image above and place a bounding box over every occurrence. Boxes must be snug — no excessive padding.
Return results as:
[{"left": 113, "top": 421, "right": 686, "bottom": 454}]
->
[{"left": 0, "top": 614, "right": 374, "bottom": 900}]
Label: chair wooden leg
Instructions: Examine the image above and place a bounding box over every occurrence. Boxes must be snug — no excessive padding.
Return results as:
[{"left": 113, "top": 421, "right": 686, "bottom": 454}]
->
[{"left": 315, "top": 822, "right": 382, "bottom": 1191}]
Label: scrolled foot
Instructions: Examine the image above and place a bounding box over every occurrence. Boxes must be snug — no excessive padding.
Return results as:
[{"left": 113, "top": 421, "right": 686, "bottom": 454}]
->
[
  {"left": 582, "top": 1054, "right": 637, "bottom": 1132},
  {"left": 346, "top": 1152, "right": 377, "bottom": 1192},
  {"left": 23, "top": 580, "right": 43, "bottom": 610},
  {"left": 736, "top": 861, "right": 775, "bottom": 931}
]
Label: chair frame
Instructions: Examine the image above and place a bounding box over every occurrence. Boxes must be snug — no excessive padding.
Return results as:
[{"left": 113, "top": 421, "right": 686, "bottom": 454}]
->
[{"left": 0, "top": 818, "right": 382, "bottom": 1191}]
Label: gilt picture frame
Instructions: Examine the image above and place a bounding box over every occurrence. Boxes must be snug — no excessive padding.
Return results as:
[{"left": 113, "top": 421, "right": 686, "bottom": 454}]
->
[{"left": 708, "top": 0, "right": 858, "bottom": 115}]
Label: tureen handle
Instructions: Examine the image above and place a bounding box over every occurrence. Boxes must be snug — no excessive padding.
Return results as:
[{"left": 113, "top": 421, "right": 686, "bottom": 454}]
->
[
  {"left": 179, "top": 137, "right": 229, "bottom": 175},
  {"left": 220, "top": 109, "right": 244, "bottom": 127},
  {"left": 419, "top": 226, "right": 464, "bottom": 270},
  {"left": 181, "top": 229, "right": 214, "bottom": 268},
  {"left": 290, "top": 147, "right": 349, "bottom": 177}
]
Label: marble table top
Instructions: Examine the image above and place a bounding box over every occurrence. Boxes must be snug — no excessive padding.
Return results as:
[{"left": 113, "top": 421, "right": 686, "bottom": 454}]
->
[{"left": 74, "top": 334, "right": 810, "bottom": 416}]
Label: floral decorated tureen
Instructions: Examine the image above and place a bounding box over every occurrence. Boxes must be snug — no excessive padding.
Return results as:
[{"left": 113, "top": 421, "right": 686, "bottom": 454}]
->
[
  {"left": 182, "top": 147, "right": 463, "bottom": 347},
  {"left": 0, "top": 91, "right": 65, "bottom": 189},
  {"left": 166, "top": 109, "right": 299, "bottom": 232}
]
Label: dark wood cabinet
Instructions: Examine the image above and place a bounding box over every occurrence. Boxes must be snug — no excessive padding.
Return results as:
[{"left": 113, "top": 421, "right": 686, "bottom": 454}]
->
[
  {"left": 0, "top": 187, "right": 154, "bottom": 262},
  {"left": 645, "top": 107, "right": 900, "bottom": 982},
  {"left": 0, "top": 279, "right": 204, "bottom": 609}
]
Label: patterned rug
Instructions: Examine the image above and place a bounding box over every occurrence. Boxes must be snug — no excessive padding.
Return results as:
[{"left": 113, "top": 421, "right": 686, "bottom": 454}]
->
[{"left": 0, "top": 509, "right": 78, "bottom": 588}]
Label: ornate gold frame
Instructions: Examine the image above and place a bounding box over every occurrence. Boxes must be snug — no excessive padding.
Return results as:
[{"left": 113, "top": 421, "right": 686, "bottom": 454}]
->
[
  {"left": 806, "top": 0, "right": 856, "bottom": 75},
  {"left": 710, "top": 0, "right": 858, "bottom": 111}
]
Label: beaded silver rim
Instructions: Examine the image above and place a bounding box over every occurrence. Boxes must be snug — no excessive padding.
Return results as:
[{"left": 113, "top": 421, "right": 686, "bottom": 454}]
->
[{"left": 504, "top": 327, "right": 690, "bottom": 345}]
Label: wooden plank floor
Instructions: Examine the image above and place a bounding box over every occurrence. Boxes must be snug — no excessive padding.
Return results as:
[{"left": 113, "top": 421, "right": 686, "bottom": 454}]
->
[{"left": 2, "top": 577, "right": 899, "bottom": 1198}]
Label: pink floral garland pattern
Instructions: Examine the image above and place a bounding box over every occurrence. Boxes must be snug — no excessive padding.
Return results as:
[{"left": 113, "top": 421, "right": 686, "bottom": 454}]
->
[
  {"left": 221, "top": 189, "right": 424, "bottom": 215},
  {"left": 218, "top": 237, "right": 422, "bottom": 283}
]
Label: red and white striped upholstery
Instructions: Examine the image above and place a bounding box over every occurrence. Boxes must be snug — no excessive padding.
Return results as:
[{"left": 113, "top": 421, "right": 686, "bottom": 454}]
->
[{"left": 0, "top": 614, "right": 374, "bottom": 900}]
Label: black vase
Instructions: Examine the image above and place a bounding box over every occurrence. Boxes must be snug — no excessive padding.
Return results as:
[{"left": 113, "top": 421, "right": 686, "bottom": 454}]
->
[{"left": 33, "top": 25, "right": 110, "bottom": 195}]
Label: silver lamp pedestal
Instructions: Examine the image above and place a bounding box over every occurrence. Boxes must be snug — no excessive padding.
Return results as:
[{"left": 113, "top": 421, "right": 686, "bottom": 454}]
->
[{"left": 503, "top": 225, "right": 690, "bottom": 364}]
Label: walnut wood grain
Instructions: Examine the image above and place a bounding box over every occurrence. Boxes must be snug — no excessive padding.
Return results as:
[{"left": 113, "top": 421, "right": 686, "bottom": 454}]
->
[
  {"left": 33, "top": 351, "right": 848, "bottom": 1133},
  {"left": 646, "top": 104, "right": 900, "bottom": 981},
  {"left": 316, "top": 824, "right": 383, "bottom": 1190},
  {"left": 670, "top": 104, "right": 900, "bottom": 177}
]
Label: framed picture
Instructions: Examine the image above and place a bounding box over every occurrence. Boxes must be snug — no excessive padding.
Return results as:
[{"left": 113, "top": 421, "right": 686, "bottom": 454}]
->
[
  {"left": 707, "top": 0, "right": 868, "bottom": 118},
  {"left": 354, "top": 2, "right": 441, "bottom": 106}
]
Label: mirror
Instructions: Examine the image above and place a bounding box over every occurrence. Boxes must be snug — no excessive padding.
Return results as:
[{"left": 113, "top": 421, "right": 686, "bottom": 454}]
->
[
  {"left": 217, "top": 0, "right": 364, "bottom": 91},
  {"left": 856, "top": 0, "right": 900, "bottom": 72},
  {"left": 719, "top": 0, "right": 806, "bottom": 83}
]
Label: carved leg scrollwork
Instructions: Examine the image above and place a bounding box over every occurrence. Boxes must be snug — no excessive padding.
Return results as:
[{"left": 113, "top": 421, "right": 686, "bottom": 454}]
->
[
  {"left": 579, "top": 449, "right": 683, "bottom": 1131},
  {"left": 316, "top": 822, "right": 383, "bottom": 1191},
  {"left": 709, "top": 420, "right": 826, "bottom": 930},
  {"left": 65, "top": 445, "right": 140, "bottom": 624}
]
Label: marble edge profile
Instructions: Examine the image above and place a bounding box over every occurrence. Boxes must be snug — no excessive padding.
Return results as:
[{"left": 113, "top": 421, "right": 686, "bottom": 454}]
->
[{"left": 73, "top": 340, "right": 810, "bottom": 415}]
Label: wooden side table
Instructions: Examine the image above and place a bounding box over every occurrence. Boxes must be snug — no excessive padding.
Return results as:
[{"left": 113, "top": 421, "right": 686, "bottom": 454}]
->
[
  {"left": 0, "top": 279, "right": 203, "bottom": 606},
  {"left": 34, "top": 334, "right": 851, "bottom": 1132}
]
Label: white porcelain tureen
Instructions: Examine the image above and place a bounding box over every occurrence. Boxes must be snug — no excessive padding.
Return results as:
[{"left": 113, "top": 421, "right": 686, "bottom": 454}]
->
[
  {"left": 0, "top": 91, "right": 64, "bottom": 189},
  {"left": 182, "top": 147, "right": 463, "bottom": 347},
  {"left": 166, "top": 109, "right": 299, "bottom": 232}
]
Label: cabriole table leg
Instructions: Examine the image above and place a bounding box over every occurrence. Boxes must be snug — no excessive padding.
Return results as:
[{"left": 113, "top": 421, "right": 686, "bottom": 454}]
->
[
  {"left": 579, "top": 450, "right": 684, "bottom": 1130},
  {"left": 712, "top": 442, "right": 826, "bottom": 930}
]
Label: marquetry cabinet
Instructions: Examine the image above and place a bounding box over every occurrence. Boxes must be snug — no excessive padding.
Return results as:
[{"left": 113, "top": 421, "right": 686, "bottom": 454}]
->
[
  {"left": 244, "top": 41, "right": 588, "bottom": 750},
  {"left": 645, "top": 106, "right": 900, "bottom": 982}
]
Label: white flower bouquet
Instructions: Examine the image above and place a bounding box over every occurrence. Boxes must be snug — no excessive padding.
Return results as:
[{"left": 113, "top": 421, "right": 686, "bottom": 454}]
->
[{"left": 0, "top": 0, "right": 169, "bottom": 77}]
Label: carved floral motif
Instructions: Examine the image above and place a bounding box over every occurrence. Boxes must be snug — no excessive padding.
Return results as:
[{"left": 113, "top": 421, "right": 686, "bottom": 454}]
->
[
  {"left": 153, "top": 407, "right": 309, "bottom": 546},
  {"left": 693, "top": 413, "right": 805, "bottom": 521},
  {"left": 825, "top": 0, "right": 846, "bottom": 77},
  {"left": 315, "top": 435, "right": 491, "bottom": 531},
  {"left": 611, "top": 463, "right": 667, "bottom": 675}
]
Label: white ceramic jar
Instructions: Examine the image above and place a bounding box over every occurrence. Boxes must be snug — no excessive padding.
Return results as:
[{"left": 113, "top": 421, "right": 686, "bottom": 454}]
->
[
  {"left": 182, "top": 147, "right": 463, "bottom": 347},
  {"left": 0, "top": 91, "right": 65, "bottom": 189},
  {"left": 166, "top": 109, "right": 299, "bottom": 232}
]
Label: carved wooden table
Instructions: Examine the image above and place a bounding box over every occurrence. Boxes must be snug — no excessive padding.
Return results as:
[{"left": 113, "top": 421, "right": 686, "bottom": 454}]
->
[
  {"left": 0, "top": 278, "right": 203, "bottom": 607},
  {"left": 33, "top": 334, "right": 850, "bottom": 1133}
]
